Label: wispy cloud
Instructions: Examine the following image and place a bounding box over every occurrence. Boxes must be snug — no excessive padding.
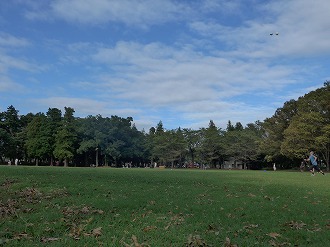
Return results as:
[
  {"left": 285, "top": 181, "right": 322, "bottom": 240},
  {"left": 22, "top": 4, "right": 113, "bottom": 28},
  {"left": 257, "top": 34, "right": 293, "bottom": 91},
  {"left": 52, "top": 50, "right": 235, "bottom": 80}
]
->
[
  {"left": 0, "top": 75, "right": 24, "bottom": 92},
  {"left": 190, "top": 0, "right": 330, "bottom": 58},
  {"left": 24, "top": 0, "right": 190, "bottom": 27},
  {"left": 32, "top": 96, "right": 141, "bottom": 118},
  {"left": 0, "top": 32, "right": 30, "bottom": 47},
  {"left": 22, "top": 0, "right": 247, "bottom": 28}
]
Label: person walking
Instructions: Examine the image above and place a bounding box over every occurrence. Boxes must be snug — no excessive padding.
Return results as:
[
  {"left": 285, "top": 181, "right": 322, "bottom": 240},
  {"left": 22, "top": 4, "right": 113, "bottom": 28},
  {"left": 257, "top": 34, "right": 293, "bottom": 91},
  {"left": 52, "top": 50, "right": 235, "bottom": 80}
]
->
[
  {"left": 305, "top": 151, "right": 325, "bottom": 176},
  {"left": 300, "top": 160, "right": 305, "bottom": 172}
]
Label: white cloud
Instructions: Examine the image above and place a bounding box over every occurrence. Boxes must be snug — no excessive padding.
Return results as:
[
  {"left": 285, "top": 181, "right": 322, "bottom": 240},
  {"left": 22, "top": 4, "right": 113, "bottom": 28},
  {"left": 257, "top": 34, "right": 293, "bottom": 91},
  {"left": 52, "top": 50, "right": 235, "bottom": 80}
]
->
[
  {"left": 48, "top": 0, "right": 189, "bottom": 27},
  {"left": 190, "top": 0, "right": 330, "bottom": 58},
  {"left": 66, "top": 38, "right": 302, "bottom": 130},
  {"left": 0, "top": 75, "right": 24, "bottom": 92},
  {"left": 0, "top": 32, "right": 30, "bottom": 47},
  {"left": 91, "top": 41, "right": 298, "bottom": 106},
  {"left": 0, "top": 53, "right": 39, "bottom": 72},
  {"left": 22, "top": 0, "right": 246, "bottom": 28},
  {"left": 32, "top": 97, "right": 141, "bottom": 118},
  {"left": 0, "top": 33, "right": 42, "bottom": 75}
]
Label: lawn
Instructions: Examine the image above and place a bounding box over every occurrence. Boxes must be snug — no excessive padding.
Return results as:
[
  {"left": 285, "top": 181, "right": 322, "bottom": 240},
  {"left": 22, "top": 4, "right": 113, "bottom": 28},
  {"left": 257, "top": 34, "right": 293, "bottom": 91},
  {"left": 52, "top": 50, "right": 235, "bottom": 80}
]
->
[{"left": 0, "top": 166, "right": 329, "bottom": 246}]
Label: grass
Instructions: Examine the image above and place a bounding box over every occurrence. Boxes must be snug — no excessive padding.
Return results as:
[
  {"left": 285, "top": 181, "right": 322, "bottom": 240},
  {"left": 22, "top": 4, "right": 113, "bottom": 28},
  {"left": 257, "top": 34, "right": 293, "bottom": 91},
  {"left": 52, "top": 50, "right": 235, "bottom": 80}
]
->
[{"left": 0, "top": 166, "right": 329, "bottom": 246}]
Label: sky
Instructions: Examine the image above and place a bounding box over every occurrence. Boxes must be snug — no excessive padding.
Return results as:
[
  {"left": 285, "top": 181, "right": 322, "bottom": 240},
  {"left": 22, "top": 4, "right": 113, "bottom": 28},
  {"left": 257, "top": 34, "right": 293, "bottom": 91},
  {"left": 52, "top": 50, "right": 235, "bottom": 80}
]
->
[{"left": 1, "top": 0, "right": 330, "bottom": 131}]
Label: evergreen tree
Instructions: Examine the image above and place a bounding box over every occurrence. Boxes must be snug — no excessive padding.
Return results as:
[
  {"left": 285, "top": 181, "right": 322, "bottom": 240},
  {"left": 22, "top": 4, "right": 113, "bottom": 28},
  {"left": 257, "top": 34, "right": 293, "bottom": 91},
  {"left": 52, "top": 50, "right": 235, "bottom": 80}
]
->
[
  {"left": 0, "top": 106, "right": 22, "bottom": 162},
  {"left": 53, "top": 107, "right": 77, "bottom": 167},
  {"left": 25, "top": 113, "right": 52, "bottom": 165},
  {"left": 198, "top": 120, "right": 224, "bottom": 168}
]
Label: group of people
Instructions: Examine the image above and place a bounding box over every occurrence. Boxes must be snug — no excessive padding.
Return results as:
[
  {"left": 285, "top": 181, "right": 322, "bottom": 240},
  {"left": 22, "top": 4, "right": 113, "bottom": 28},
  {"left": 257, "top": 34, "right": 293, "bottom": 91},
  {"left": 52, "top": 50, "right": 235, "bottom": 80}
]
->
[
  {"left": 7, "top": 158, "right": 19, "bottom": 166},
  {"left": 274, "top": 150, "right": 326, "bottom": 176}
]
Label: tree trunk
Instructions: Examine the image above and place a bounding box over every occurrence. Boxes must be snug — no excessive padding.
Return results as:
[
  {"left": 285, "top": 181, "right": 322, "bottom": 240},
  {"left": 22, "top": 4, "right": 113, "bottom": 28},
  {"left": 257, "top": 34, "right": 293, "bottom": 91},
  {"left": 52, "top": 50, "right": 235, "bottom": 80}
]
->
[
  {"left": 64, "top": 158, "right": 68, "bottom": 167},
  {"left": 96, "top": 148, "right": 99, "bottom": 167},
  {"left": 104, "top": 155, "right": 108, "bottom": 166}
]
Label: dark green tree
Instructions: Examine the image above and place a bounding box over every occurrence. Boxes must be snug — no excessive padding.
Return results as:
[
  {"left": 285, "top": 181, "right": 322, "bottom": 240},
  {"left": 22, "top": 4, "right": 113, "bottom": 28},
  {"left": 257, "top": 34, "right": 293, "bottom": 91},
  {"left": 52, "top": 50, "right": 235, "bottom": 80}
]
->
[
  {"left": 260, "top": 99, "right": 298, "bottom": 164},
  {"left": 25, "top": 113, "right": 52, "bottom": 165},
  {"left": 182, "top": 128, "right": 201, "bottom": 165},
  {"left": 198, "top": 120, "right": 224, "bottom": 168},
  {"left": 226, "top": 120, "right": 235, "bottom": 132},
  {"left": 76, "top": 115, "right": 105, "bottom": 166},
  {"left": 0, "top": 106, "right": 22, "bottom": 162},
  {"left": 152, "top": 128, "right": 186, "bottom": 167},
  {"left": 282, "top": 83, "right": 330, "bottom": 170},
  {"left": 224, "top": 122, "right": 262, "bottom": 169},
  {"left": 46, "top": 108, "right": 62, "bottom": 165},
  {"left": 53, "top": 107, "right": 77, "bottom": 167}
]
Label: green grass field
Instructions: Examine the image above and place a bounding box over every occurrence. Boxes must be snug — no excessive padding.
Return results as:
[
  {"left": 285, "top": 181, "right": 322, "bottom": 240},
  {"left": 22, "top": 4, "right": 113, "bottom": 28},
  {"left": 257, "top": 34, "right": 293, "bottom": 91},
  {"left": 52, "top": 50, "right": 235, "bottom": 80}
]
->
[{"left": 0, "top": 166, "right": 329, "bottom": 246}]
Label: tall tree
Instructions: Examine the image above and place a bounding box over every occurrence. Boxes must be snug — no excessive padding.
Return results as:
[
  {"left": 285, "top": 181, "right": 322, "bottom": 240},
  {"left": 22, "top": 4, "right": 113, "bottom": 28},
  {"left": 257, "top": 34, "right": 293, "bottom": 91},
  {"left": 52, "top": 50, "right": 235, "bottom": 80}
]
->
[
  {"left": 155, "top": 120, "right": 164, "bottom": 133},
  {"left": 53, "top": 107, "right": 77, "bottom": 167},
  {"left": 46, "top": 108, "right": 62, "bottom": 165},
  {"left": 76, "top": 115, "right": 104, "bottom": 166},
  {"left": 226, "top": 120, "right": 235, "bottom": 132},
  {"left": 25, "top": 113, "right": 52, "bottom": 165},
  {"left": 260, "top": 99, "right": 298, "bottom": 163},
  {"left": 224, "top": 123, "right": 262, "bottom": 169},
  {"left": 198, "top": 120, "right": 224, "bottom": 167},
  {"left": 0, "top": 106, "right": 22, "bottom": 161},
  {"left": 182, "top": 128, "right": 201, "bottom": 165},
  {"left": 152, "top": 128, "right": 186, "bottom": 167},
  {"left": 282, "top": 83, "right": 330, "bottom": 170}
]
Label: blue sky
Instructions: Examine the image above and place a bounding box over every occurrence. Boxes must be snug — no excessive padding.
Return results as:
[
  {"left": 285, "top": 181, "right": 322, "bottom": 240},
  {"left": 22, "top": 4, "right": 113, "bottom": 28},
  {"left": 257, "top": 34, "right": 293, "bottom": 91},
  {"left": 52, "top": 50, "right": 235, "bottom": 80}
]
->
[{"left": 1, "top": 0, "right": 329, "bottom": 130}]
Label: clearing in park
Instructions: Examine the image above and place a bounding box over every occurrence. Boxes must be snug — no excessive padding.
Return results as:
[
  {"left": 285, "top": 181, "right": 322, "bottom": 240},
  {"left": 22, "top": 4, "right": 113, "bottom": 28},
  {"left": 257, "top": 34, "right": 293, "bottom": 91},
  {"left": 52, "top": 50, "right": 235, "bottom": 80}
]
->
[{"left": 0, "top": 166, "right": 329, "bottom": 246}]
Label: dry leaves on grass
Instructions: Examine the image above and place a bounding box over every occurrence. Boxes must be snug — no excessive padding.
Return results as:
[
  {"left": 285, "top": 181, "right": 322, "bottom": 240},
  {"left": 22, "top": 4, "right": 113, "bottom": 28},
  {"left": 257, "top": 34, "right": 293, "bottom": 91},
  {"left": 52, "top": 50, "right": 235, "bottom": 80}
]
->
[
  {"left": 243, "top": 224, "right": 258, "bottom": 229},
  {"left": 186, "top": 234, "right": 208, "bottom": 247},
  {"left": 242, "top": 224, "right": 259, "bottom": 234},
  {"left": 0, "top": 199, "right": 18, "bottom": 217},
  {"left": 141, "top": 210, "right": 153, "bottom": 218},
  {"left": 61, "top": 206, "right": 104, "bottom": 239},
  {"left": 121, "top": 235, "right": 150, "bottom": 247},
  {"left": 1, "top": 179, "right": 18, "bottom": 188},
  {"left": 62, "top": 206, "right": 104, "bottom": 217},
  {"left": 284, "top": 221, "right": 307, "bottom": 230},
  {"left": 0, "top": 231, "right": 32, "bottom": 244},
  {"left": 44, "top": 188, "right": 70, "bottom": 199},
  {"left": 12, "top": 233, "right": 31, "bottom": 241},
  {"left": 206, "top": 224, "right": 222, "bottom": 235},
  {"left": 164, "top": 212, "right": 186, "bottom": 230},
  {"left": 268, "top": 239, "right": 292, "bottom": 246},
  {"left": 267, "top": 232, "right": 281, "bottom": 239},
  {"left": 40, "top": 237, "right": 61, "bottom": 243},
  {"left": 224, "top": 237, "right": 237, "bottom": 247},
  {"left": 84, "top": 227, "right": 102, "bottom": 237},
  {"left": 148, "top": 200, "right": 156, "bottom": 205},
  {"left": 65, "top": 217, "right": 97, "bottom": 238},
  {"left": 143, "top": 226, "right": 157, "bottom": 232},
  {"left": 263, "top": 195, "right": 273, "bottom": 201},
  {"left": 18, "top": 188, "right": 43, "bottom": 203}
]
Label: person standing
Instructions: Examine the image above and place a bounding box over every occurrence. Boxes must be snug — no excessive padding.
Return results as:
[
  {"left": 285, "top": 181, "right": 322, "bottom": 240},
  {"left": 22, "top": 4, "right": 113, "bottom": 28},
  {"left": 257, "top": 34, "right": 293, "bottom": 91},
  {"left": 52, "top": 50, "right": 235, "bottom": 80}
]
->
[
  {"left": 300, "top": 160, "right": 305, "bottom": 172},
  {"left": 305, "top": 151, "right": 325, "bottom": 176}
]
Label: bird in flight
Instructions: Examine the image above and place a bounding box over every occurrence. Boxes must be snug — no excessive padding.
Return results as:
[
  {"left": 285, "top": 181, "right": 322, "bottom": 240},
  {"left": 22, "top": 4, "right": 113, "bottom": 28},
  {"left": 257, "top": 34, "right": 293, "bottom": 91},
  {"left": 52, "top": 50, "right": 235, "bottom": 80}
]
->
[{"left": 270, "top": 32, "right": 279, "bottom": 35}]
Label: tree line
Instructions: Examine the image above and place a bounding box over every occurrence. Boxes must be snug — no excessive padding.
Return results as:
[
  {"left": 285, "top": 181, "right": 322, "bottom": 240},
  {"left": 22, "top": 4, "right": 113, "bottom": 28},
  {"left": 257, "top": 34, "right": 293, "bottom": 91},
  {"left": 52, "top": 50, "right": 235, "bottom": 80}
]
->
[{"left": 1, "top": 82, "right": 329, "bottom": 170}]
